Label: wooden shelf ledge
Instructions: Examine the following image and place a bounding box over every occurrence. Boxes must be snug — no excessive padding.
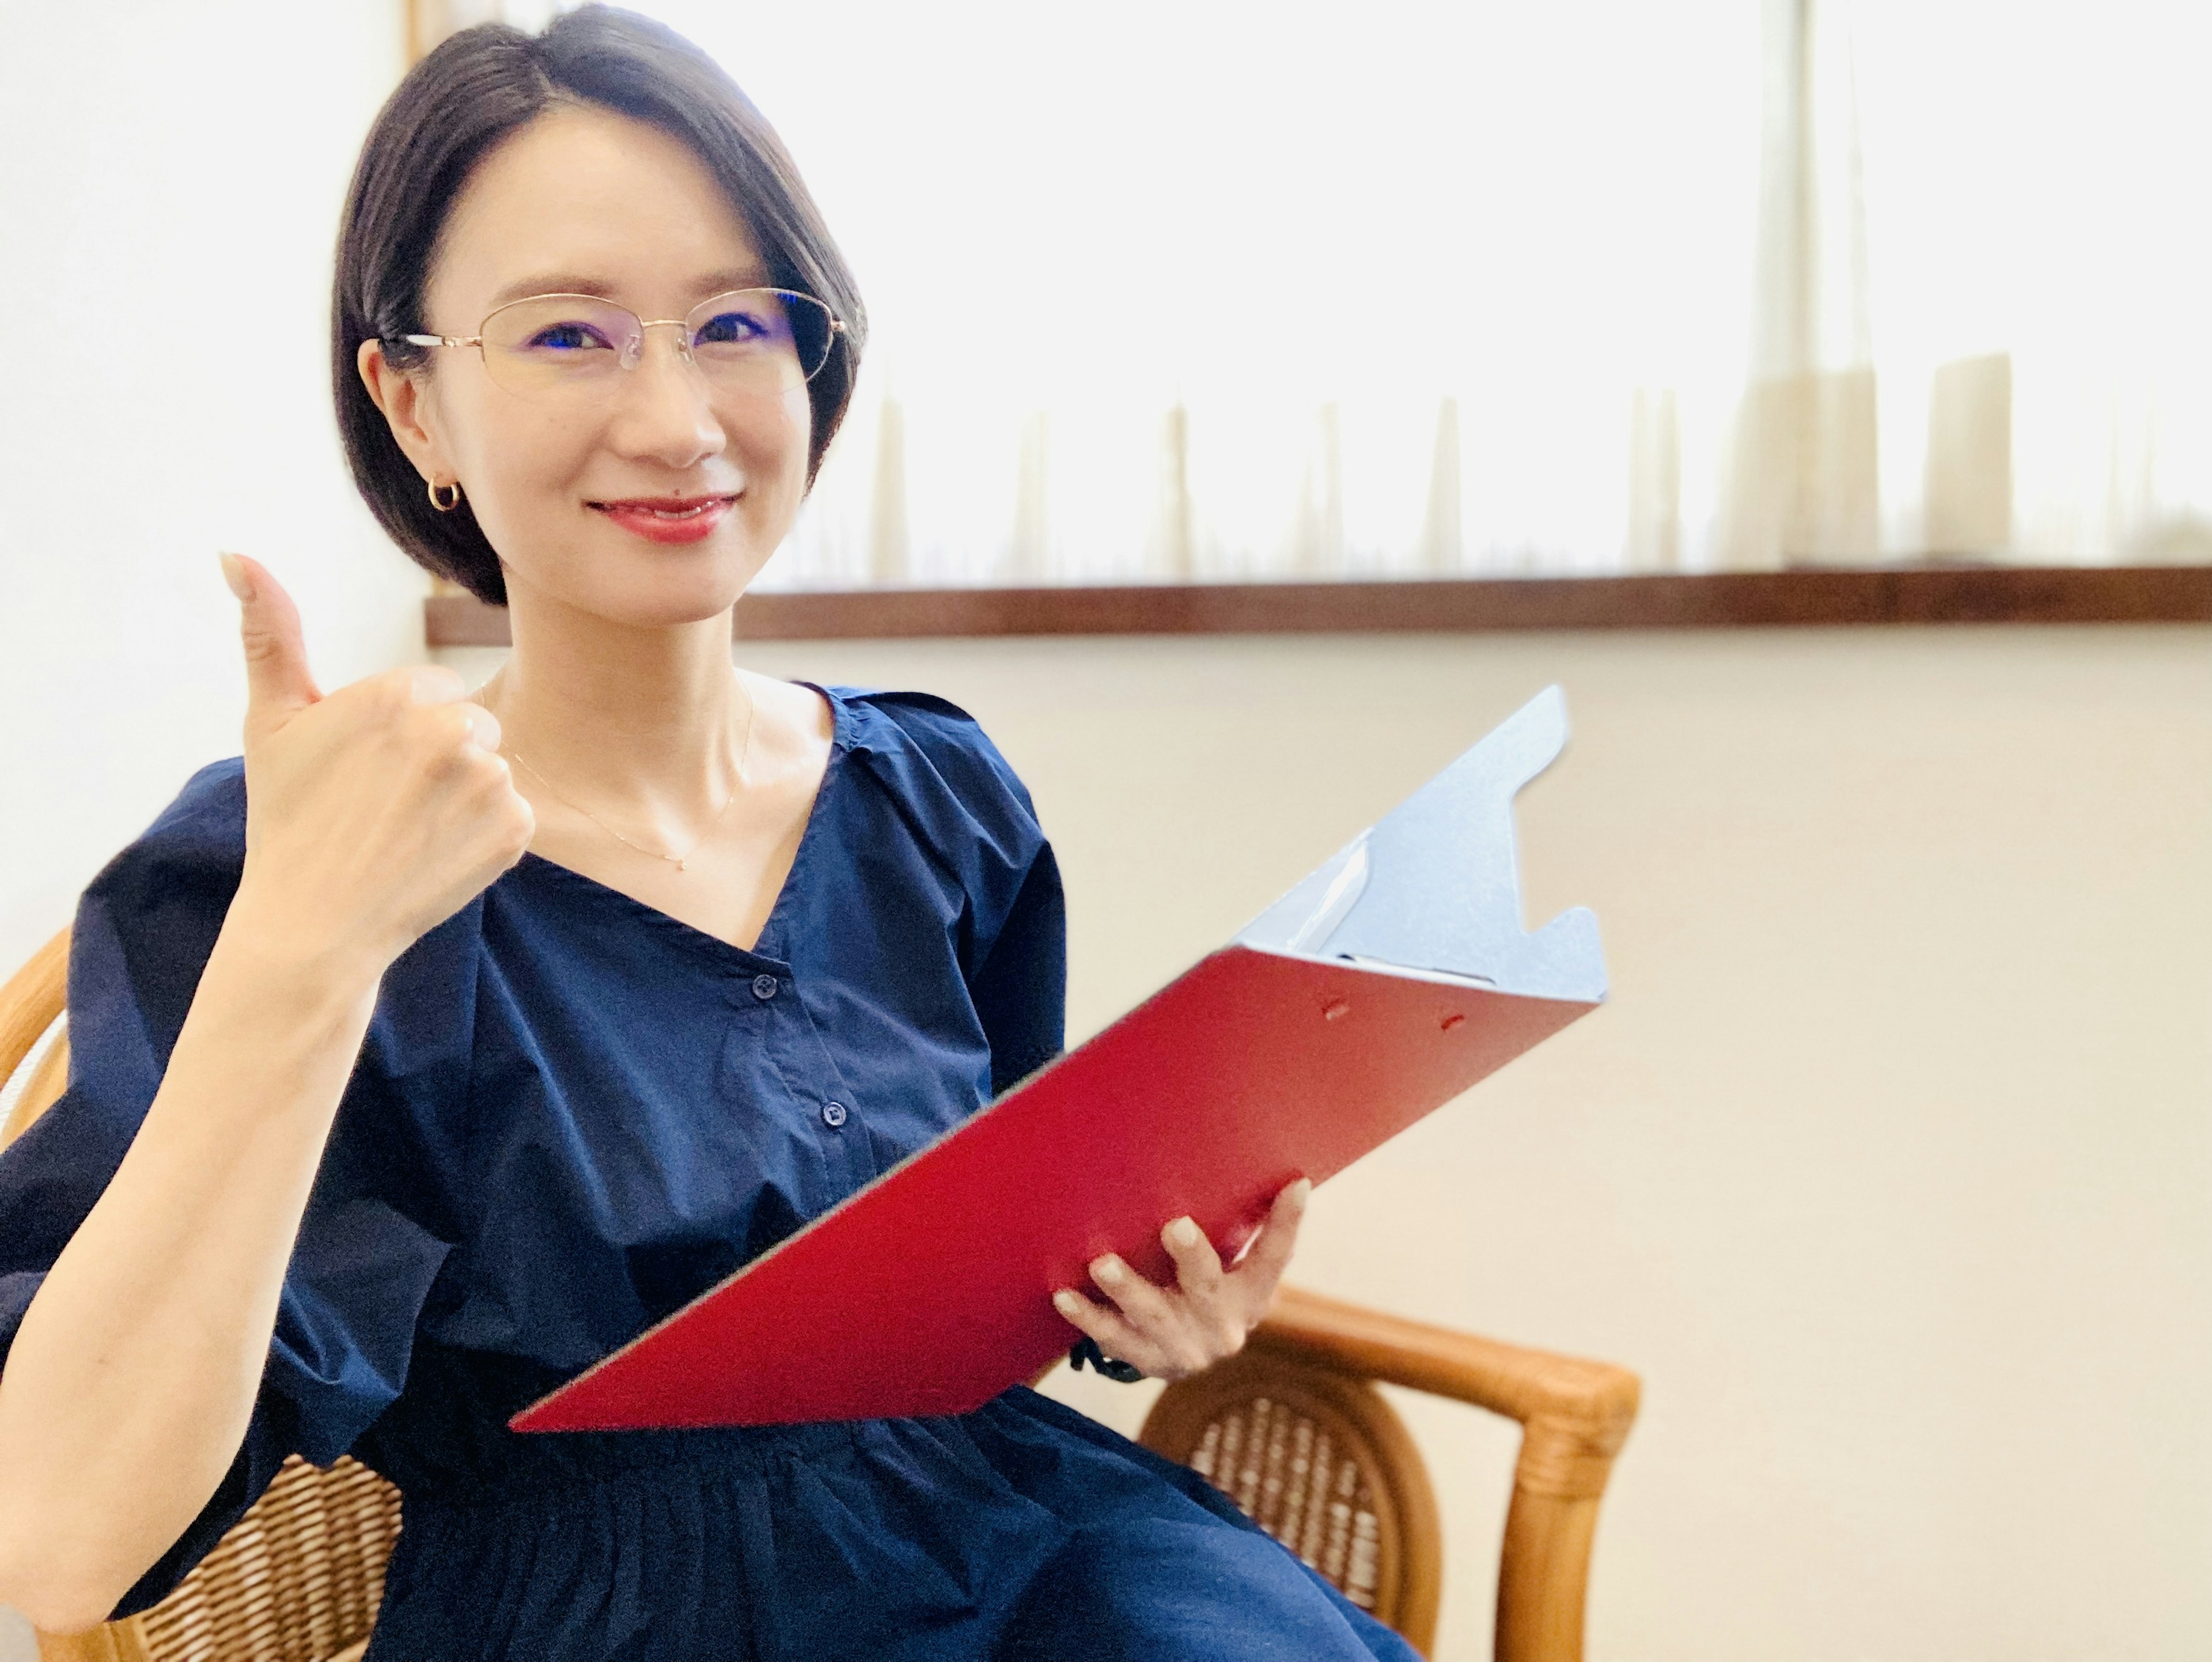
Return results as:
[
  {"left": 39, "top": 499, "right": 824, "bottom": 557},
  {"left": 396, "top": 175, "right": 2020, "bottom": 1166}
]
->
[{"left": 425, "top": 565, "right": 2212, "bottom": 646}]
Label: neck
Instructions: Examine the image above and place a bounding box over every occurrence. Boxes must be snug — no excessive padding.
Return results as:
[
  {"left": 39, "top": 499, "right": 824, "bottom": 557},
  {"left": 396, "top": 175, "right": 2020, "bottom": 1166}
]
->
[{"left": 480, "top": 580, "right": 749, "bottom": 810}]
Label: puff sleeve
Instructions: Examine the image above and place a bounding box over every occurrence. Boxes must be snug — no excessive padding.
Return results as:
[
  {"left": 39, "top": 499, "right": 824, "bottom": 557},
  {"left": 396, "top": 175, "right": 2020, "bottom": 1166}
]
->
[
  {"left": 842, "top": 690, "right": 1067, "bottom": 1096},
  {"left": 0, "top": 760, "right": 453, "bottom": 1619},
  {"left": 966, "top": 838, "right": 1066, "bottom": 1096}
]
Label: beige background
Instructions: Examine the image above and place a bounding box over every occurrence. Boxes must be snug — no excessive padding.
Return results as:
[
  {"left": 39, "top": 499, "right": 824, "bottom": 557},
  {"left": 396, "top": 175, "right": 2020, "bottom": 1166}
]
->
[{"left": 457, "top": 625, "right": 2212, "bottom": 1662}]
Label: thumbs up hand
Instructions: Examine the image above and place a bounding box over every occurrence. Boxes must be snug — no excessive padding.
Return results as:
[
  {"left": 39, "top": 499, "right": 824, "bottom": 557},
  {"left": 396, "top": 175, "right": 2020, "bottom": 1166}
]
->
[{"left": 219, "top": 553, "right": 535, "bottom": 974}]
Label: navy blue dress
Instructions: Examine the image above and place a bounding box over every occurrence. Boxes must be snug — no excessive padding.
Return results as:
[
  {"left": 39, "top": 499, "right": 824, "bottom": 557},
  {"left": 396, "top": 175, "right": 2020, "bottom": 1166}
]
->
[{"left": 0, "top": 684, "right": 1418, "bottom": 1662}]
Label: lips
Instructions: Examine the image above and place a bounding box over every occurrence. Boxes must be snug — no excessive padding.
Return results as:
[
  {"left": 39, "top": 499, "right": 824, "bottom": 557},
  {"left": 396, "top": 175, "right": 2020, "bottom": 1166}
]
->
[{"left": 588, "top": 494, "right": 738, "bottom": 544}]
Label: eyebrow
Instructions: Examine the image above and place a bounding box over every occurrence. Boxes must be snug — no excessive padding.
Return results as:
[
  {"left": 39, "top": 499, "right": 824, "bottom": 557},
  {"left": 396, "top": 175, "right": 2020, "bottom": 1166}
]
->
[{"left": 485, "top": 268, "right": 774, "bottom": 310}]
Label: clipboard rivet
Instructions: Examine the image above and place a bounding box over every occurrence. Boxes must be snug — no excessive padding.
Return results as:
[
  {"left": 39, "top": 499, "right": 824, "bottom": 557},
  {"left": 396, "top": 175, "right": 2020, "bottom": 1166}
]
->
[
  {"left": 1441, "top": 1013, "right": 1465, "bottom": 1031},
  {"left": 1323, "top": 999, "right": 1351, "bottom": 1021}
]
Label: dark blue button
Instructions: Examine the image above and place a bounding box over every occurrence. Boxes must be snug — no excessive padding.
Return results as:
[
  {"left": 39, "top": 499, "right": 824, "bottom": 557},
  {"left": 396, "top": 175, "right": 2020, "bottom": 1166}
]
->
[
  {"left": 821, "top": 1100, "right": 849, "bottom": 1129},
  {"left": 751, "top": 974, "right": 779, "bottom": 1002}
]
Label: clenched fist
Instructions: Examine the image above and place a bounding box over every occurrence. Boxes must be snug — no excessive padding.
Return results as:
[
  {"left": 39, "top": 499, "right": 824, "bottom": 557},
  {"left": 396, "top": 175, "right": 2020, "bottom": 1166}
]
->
[{"left": 220, "top": 552, "right": 535, "bottom": 973}]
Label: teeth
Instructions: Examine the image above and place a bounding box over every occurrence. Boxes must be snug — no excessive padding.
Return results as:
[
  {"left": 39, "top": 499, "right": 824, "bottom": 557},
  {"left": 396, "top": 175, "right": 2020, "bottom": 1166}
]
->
[{"left": 593, "top": 498, "right": 727, "bottom": 519}]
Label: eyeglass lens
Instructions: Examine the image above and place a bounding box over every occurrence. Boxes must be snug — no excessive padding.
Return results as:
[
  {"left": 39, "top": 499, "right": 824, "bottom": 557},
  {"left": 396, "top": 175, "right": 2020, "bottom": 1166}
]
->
[{"left": 475, "top": 289, "right": 835, "bottom": 402}]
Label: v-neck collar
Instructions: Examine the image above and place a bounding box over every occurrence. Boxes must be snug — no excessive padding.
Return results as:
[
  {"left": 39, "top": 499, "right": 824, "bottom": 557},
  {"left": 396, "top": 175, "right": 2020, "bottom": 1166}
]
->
[{"left": 503, "top": 682, "right": 853, "bottom": 974}]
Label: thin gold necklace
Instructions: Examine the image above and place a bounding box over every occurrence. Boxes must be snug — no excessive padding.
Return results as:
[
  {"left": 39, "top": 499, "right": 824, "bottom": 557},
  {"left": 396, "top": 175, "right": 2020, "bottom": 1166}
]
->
[{"left": 503, "top": 677, "right": 757, "bottom": 874}]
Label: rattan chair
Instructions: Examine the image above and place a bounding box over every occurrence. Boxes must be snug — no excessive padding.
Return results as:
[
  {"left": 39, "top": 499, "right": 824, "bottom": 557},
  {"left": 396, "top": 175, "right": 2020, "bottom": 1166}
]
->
[{"left": 2, "top": 925, "right": 1638, "bottom": 1661}]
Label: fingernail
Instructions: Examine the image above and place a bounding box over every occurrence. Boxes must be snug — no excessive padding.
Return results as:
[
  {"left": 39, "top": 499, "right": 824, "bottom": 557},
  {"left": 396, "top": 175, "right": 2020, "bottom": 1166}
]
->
[
  {"left": 218, "top": 551, "right": 253, "bottom": 603},
  {"left": 1052, "top": 1290, "right": 1080, "bottom": 1314},
  {"left": 1092, "top": 1256, "right": 1124, "bottom": 1285},
  {"left": 1167, "top": 1218, "right": 1200, "bottom": 1248},
  {"left": 1291, "top": 1178, "right": 1313, "bottom": 1205}
]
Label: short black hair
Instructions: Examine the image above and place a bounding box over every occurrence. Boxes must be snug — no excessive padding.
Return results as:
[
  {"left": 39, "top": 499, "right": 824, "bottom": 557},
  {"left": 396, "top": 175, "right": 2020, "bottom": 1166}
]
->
[{"left": 331, "top": 5, "right": 866, "bottom": 604}]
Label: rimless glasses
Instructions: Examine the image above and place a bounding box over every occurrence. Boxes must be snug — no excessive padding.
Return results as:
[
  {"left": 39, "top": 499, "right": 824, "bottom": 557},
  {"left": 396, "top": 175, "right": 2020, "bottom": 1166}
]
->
[{"left": 394, "top": 287, "right": 843, "bottom": 404}]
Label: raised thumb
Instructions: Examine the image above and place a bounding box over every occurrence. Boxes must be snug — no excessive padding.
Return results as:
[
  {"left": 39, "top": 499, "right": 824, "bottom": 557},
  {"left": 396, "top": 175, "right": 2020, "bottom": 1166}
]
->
[{"left": 221, "top": 552, "right": 323, "bottom": 737}]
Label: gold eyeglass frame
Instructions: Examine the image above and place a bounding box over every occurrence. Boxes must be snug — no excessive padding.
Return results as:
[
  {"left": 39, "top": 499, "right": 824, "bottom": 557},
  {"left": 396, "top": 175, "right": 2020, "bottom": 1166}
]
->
[{"left": 396, "top": 286, "right": 846, "bottom": 392}]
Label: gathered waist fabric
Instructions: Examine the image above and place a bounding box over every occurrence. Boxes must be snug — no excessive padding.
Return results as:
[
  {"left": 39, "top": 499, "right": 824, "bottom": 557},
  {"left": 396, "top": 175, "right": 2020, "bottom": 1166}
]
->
[
  {"left": 385, "top": 1415, "right": 870, "bottom": 1512},
  {"left": 367, "top": 1398, "right": 1069, "bottom": 1662},
  {"left": 348, "top": 1350, "right": 1412, "bottom": 1662},
  {"left": 354, "top": 1345, "right": 1177, "bottom": 1662}
]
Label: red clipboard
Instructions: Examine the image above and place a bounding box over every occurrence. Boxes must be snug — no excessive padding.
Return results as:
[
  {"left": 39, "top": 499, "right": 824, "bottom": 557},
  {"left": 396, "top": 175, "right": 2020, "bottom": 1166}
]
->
[{"left": 513, "top": 687, "right": 1605, "bottom": 1432}]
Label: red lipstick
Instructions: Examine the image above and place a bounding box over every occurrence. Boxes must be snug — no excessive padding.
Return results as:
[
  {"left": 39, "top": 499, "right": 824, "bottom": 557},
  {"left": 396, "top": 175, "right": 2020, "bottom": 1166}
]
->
[{"left": 589, "top": 494, "right": 736, "bottom": 544}]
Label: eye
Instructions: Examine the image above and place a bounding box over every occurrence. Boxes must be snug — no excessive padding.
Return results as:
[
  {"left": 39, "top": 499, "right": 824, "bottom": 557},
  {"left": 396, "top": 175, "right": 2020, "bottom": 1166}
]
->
[
  {"left": 692, "top": 305, "right": 777, "bottom": 350},
  {"left": 524, "top": 320, "right": 616, "bottom": 353}
]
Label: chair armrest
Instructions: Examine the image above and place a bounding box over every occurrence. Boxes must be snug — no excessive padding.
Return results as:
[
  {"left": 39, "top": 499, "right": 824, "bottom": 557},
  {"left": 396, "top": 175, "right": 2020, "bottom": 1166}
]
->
[
  {"left": 1253, "top": 1285, "right": 1641, "bottom": 1662},
  {"left": 1, "top": 927, "right": 68, "bottom": 1085},
  {"left": 1251, "top": 1285, "right": 1639, "bottom": 1498}
]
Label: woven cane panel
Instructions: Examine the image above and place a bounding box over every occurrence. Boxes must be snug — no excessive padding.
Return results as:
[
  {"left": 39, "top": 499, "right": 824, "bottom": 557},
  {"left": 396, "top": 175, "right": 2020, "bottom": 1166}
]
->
[
  {"left": 118, "top": 1456, "right": 402, "bottom": 1662},
  {"left": 1190, "top": 1394, "right": 1388, "bottom": 1607},
  {"left": 1138, "top": 1351, "right": 1439, "bottom": 1643}
]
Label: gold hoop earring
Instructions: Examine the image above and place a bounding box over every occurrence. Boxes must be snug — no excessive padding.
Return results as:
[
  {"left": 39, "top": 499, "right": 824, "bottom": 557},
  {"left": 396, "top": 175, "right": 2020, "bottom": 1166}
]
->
[{"left": 429, "top": 479, "right": 463, "bottom": 513}]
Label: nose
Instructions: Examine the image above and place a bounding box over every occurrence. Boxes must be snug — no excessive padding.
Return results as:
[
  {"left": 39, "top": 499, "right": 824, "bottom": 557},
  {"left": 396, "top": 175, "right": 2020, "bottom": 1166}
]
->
[{"left": 605, "top": 321, "right": 726, "bottom": 472}]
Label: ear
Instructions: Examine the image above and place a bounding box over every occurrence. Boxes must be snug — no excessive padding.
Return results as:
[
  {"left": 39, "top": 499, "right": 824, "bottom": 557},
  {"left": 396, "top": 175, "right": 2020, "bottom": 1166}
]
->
[{"left": 357, "top": 338, "right": 456, "bottom": 486}]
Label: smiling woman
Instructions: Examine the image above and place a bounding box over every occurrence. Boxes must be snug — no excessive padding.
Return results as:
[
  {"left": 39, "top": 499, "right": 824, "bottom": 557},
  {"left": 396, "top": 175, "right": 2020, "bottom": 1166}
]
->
[{"left": 0, "top": 7, "right": 1400, "bottom": 1662}]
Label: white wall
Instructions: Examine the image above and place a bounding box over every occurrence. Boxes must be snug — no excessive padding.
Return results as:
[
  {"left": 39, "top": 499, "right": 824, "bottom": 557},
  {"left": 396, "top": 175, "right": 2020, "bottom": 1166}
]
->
[
  {"left": 445, "top": 624, "right": 2212, "bottom": 1662},
  {"left": 0, "top": 0, "right": 428, "bottom": 974}
]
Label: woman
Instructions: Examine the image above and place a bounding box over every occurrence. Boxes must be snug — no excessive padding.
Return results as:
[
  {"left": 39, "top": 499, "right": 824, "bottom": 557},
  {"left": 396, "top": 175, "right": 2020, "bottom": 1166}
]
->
[{"left": 0, "top": 10, "right": 1415, "bottom": 1659}]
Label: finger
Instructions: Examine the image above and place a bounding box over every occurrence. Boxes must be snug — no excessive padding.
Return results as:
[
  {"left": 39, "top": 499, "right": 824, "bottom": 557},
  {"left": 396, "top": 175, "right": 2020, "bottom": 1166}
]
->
[
  {"left": 462, "top": 702, "right": 503, "bottom": 753},
  {"left": 1051, "top": 1288, "right": 1165, "bottom": 1376},
  {"left": 222, "top": 553, "right": 322, "bottom": 737},
  {"left": 431, "top": 698, "right": 502, "bottom": 754},
  {"left": 1230, "top": 1178, "right": 1312, "bottom": 1292},
  {"left": 1086, "top": 1252, "right": 1177, "bottom": 1331},
  {"left": 402, "top": 664, "right": 470, "bottom": 707},
  {"left": 1162, "top": 1216, "right": 1226, "bottom": 1301},
  {"left": 418, "top": 700, "right": 505, "bottom": 767}
]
